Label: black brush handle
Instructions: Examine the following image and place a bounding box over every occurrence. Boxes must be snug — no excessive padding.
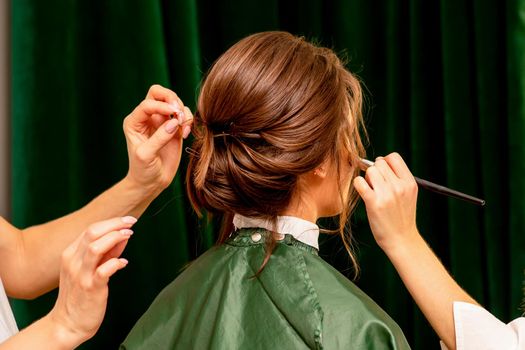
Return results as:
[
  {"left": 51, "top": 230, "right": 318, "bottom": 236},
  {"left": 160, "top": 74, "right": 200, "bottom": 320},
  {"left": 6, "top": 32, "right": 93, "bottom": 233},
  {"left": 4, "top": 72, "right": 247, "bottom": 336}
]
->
[{"left": 359, "top": 159, "right": 485, "bottom": 206}]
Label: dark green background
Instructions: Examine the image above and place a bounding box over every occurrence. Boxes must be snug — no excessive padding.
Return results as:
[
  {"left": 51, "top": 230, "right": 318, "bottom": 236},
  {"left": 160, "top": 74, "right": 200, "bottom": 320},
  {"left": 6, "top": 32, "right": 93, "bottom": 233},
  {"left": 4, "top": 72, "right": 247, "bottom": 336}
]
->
[{"left": 10, "top": 0, "right": 525, "bottom": 349}]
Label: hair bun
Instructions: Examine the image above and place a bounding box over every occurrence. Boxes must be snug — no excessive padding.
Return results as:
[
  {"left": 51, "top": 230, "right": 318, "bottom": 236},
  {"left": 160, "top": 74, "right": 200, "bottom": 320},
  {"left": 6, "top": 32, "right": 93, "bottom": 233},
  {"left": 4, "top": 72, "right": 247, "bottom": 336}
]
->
[{"left": 186, "top": 31, "right": 366, "bottom": 277}]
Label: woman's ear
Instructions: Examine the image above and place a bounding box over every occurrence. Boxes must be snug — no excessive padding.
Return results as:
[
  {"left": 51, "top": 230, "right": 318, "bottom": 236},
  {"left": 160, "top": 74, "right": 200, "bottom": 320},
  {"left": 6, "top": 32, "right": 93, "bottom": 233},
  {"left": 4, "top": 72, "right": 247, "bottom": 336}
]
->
[{"left": 313, "top": 160, "right": 330, "bottom": 179}]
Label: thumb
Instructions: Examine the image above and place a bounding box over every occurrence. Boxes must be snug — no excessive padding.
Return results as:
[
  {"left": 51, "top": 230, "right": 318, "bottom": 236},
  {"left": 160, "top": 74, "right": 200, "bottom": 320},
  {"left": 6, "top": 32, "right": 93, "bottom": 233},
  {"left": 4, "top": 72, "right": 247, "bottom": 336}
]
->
[
  {"left": 94, "top": 258, "right": 129, "bottom": 286},
  {"left": 138, "top": 119, "right": 180, "bottom": 159}
]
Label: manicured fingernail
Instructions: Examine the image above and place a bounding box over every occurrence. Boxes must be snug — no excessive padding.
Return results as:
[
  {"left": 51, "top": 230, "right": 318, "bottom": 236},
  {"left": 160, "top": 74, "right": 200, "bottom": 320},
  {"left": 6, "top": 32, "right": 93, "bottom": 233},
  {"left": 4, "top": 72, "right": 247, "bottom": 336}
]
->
[
  {"left": 120, "top": 258, "right": 129, "bottom": 265},
  {"left": 183, "top": 125, "right": 191, "bottom": 139},
  {"left": 122, "top": 216, "right": 137, "bottom": 224},
  {"left": 165, "top": 119, "right": 179, "bottom": 134},
  {"left": 120, "top": 229, "right": 134, "bottom": 236}
]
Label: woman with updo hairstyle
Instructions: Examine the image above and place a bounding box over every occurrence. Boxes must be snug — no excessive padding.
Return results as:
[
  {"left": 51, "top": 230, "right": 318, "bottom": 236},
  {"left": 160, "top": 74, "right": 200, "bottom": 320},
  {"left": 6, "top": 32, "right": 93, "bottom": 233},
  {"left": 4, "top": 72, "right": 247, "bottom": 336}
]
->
[{"left": 121, "top": 31, "right": 410, "bottom": 349}]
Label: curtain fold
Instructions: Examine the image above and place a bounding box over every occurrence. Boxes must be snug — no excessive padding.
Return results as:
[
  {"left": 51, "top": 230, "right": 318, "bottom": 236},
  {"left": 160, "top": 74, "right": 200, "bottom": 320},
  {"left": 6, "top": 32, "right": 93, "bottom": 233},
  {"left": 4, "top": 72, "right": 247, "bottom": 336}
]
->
[
  {"left": 10, "top": 1, "right": 525, "bottom": 348},
  {"left": 507, "top": 0, "right": 525, "bottom": 319}
]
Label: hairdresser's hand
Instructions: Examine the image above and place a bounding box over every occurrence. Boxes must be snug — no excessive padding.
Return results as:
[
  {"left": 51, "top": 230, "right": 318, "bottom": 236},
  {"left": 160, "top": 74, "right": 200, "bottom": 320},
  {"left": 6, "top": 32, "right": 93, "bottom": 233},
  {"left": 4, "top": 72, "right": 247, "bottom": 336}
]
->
[
  {"left": 353, "top": 153, "right": 419, "bottom": 252},
  {"left": 46, "top": 217, "right": 135, "bottom": 348},
  {"left": 123, "top": 84, "right": 193, "bottom": 195}
]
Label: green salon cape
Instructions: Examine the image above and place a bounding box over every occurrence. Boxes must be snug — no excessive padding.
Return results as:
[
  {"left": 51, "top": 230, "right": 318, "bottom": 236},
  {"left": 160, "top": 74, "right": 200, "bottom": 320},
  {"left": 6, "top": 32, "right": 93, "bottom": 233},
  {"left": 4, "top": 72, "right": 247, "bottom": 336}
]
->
[{"left": 121, "top": 229, "right": 411, "bottom": 349}]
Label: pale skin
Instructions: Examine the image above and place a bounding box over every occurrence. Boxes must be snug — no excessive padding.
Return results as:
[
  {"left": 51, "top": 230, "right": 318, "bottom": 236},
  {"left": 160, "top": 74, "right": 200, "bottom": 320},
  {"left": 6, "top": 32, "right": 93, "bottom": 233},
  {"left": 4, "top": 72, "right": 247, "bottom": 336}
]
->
[
  {"left": 0, "top": 85, "right": 193, "bottom": 349},
  {"left": 283, "top": 157, "right": 353, "bottom": 221},
  {"left": 286, "top": 152, "right": 478, "bottom": 350}
]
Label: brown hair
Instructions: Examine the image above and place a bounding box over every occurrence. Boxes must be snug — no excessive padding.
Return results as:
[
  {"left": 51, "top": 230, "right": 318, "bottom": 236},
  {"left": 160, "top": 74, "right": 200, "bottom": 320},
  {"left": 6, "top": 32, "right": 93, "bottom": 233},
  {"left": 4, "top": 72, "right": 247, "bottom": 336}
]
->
[{"left": 186, "top": 31, "right": 366, "bottom": 277}]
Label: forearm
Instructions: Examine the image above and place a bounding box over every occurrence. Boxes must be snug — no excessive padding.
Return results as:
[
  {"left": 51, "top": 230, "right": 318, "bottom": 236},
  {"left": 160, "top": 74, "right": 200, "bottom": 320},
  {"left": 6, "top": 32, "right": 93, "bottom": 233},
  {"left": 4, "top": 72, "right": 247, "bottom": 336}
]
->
[
  {"left": 383, "top": 232, "right": 478, "bottom": 350},
  {"left": 10, "top": 177, "right": 158, "bottom": 298},
  {"left": 0, "top": 314, "right": 81, "bottom": 350}
]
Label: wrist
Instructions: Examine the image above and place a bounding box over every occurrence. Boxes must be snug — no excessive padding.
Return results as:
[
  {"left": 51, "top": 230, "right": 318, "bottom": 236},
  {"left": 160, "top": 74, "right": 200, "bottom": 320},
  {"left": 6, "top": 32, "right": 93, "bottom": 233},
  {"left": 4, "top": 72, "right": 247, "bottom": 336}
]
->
[
  {"left": 378, "top": 228, "right": 424, "bottom": 258},
  {"left": 42, "top": 313, "right": 85, "bottom": 350},
  {"left": 120, "top": 175, "right": 163, "bottom": 201}
]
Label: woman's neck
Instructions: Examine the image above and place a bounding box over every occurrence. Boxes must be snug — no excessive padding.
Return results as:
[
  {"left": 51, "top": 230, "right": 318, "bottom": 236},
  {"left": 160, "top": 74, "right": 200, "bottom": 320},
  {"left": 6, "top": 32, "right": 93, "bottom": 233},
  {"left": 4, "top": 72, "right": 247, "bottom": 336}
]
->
[{"left": 281, "top": 195, "right": 318, "bottom": 224}]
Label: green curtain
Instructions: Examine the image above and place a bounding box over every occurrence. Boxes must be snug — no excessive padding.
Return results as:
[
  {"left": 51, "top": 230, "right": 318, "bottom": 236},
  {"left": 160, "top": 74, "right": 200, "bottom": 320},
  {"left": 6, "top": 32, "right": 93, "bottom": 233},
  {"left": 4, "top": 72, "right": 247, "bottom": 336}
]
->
[{"left": 10, "top": 0, "right": 525, "bottom": 349}]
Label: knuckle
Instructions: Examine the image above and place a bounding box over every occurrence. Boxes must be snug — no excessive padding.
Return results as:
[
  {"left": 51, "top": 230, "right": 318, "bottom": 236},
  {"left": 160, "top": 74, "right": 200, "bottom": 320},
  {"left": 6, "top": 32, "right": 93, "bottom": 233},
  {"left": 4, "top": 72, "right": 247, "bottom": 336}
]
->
[
  {"left": 95, "top": 268, "right": 106, "bottom": 280},
  {"left": 61, "top": 245, "right": 73, "bottom": 259},
  {"left": 159, "top": 176, "right": 171, "bottom": 189},
  {"left": 392, "top": 185, "right": 404, "bottom": 196},
  {"left": 61, "top": 257, "right": 77, "bottom": 277},
  {"left": 80, "top": 277, "right": 94, "bottom": 291},
  {"left": 372, "top": 200, "right": 385, "bottom": 211},
  {"left": 135, "top": 146, "right": 150, "bottom": 163},
  {"left": 389, "top": 152, "right": 400, "bottom": 159},
  {"left": 88, "top": 243, "right": 101, "bottom": 257},
  {"left": 85, "top": 227, "right": 98, "bottom": 240},
  {"left": 150, "top": 84, "right": 162, "bottom": 92},
  {"left": 406, "top": 179, "right": 417, "bottom": 190},
  {"left": 60, "top": 251, "right": 72, "bottom": 268},
  {"left": 60, "top": 252, "right": 68, "bottom": 265},
  {"left": 139, "top": 99, "right": 151, "bottom": 109}
]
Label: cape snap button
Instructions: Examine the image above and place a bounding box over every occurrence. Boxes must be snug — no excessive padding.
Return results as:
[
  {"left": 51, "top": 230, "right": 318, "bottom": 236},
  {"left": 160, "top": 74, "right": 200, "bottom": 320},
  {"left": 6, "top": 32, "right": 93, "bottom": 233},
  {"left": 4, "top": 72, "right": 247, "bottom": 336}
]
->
[{"left": 251, "top": 232, "right": 262, "bottom": 242}]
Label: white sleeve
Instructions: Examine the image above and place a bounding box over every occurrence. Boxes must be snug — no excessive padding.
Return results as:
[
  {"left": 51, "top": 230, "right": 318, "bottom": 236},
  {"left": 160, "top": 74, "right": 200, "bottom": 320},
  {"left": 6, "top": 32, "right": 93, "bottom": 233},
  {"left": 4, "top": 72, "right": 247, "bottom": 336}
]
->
[
  {"left": 439, "top": 301, "right": 525, "bottom": 350},
  {"left": 0, "top": 278, "right": 18, "bottom": 344}
]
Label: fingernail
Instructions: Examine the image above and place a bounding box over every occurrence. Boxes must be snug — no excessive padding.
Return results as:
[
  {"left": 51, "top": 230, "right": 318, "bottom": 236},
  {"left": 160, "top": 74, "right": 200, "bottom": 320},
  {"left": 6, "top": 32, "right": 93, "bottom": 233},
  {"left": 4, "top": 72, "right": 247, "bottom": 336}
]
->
[
  {"left": 120, "top": 229, "right": 134, "bottom": 236},
  {"left": 170, "top": 102, "right": 183, "bottom": 115},
  {"left": 182, "top": 125, "right": 191, "bottom": 139},
  {"left": 122, "top": 216, "right": 137, "bottom": 224},
  {"left": 165, "top": 119, "right": 180, "bottom": 134},
  {"left": 120, "top": 258, "right": 129, "bottom": 266}
]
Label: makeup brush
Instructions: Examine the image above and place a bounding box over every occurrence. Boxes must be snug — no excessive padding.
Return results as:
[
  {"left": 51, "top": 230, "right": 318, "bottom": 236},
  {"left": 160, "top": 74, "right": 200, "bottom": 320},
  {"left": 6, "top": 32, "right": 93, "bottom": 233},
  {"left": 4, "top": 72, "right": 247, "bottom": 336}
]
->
[{"left": 359, "top": 159, "right": 485, "bottom": 206}]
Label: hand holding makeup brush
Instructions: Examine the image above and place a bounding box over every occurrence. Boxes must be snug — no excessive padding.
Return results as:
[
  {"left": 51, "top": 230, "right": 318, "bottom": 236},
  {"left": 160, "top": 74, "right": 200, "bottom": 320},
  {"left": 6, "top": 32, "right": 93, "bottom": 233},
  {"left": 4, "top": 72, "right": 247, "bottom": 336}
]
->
[{"left": 353, "top": 152, "right": 420, "bottom": 252}]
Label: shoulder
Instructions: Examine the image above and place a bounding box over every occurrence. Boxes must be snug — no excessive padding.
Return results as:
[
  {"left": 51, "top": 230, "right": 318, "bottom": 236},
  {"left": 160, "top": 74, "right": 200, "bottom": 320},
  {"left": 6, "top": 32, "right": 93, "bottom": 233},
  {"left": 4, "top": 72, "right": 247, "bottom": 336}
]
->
[
  {"left": 124, "top": 242, "right": 257, "bottom": 321},
  {"left": 302, "top": 254, "right": 410, "bottom": 349}
]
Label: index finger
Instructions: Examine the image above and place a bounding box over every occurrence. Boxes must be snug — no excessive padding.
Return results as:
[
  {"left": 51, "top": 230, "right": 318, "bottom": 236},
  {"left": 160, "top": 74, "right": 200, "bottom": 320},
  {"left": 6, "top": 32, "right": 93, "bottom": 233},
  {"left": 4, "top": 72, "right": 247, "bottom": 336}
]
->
[
  {"left": 83, "top": 216, "right": 137, "bottom": 243},
  {"left": 384, "top": 153, "right": 414, "bottom": 180},
  {"left": 82, "top": 229, "right": 132, "bottom": 273},
  {"left": 123, "top": 100, "right": 180, "bottom": 131},
  {"left": 146, "top": 84, "right": 184, "bottom": 112}
]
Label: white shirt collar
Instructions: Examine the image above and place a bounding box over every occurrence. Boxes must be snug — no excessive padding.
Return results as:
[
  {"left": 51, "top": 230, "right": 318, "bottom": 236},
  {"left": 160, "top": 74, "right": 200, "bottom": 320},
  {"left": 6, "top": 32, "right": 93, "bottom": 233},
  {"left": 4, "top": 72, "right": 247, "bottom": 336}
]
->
[{"left": 232, "top": 214, "right": 320, "bottom": 250}]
